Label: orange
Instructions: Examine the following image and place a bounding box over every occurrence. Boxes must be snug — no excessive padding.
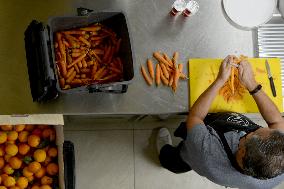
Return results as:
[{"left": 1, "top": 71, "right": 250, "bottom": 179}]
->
[
  {"left": 35, "top": 167, "right": 46, "bottom": 178},
  {"left": 28, "top": 135, "right": 40, "bottom": 148},
  {"left": 23, "top": 167, "right": 33, "bottom": 177},
  {"left": 3, "top": 176, "right": 15, "bottom": 187},
  {"left": 5, "top": 144, "right": 18, "bottom": 156},
  {"left": 46, "top": 163, "right": 58, "bottom": 176},
  {"left": 1, "top": 174, "right": 8, "bottom": 181},
  {"left": 1, "top": 125, "right": 12, "bottom": 131},
  {"left": 43, "top": 156, "right": 52, "bottom": 166},
  {"left": 38, "top": 125, "right": 50, "bottom": 130},
  {"left": 25, "top": 125, "right": 34, "bottom": 131},
  {"left": 40, "top": 185, "right": 52, "bottom": 189},
  {"left": 33, "top": 149, "right": 46, "bottom": 163},
  {"left": 31, "top": 185, "right": 40, "bottom": 189},
  {"left": 26, "top": 175, "right": 34, "bottom": 182},
  {"left": 8, "top": 157, "right": 22, "bottom": 169},
  {"left": 0, "top": 132, "right": 7, "bottom": 144},
  {"left": 14, "top": 125, "right": 25, "bottom": 132},
  {"left": 10, "top": 186, "right": 20, "bottom": 189},
  {"left": 3, "top": 164, "right": 14, "bottom": 175},
  {"left": 0, "top": 157, "right": 4, "bottom": 169},
  {"left": 7, "top": 131, "right": 18, "bottom": 141},
  {"left": 16, "top": 177, "right": 28, "bottom": 189},
  {"left": 28, "top": 161, "right": 41, "bottom": 173},
  {"left": 4, "top": 154, "right": 12, "bottom": 162},
  {"left": 0, "top": 145, "right": 5, "bottom": 156},
  {"left": 47, "top": 147, "right": 57, "bottom": 158},
  {"left": 18, "top": 131, "right": 29, "bottom": 143},
  {"left": 42, "top": 129, "right": 52, "bottom": 139},
  {"left": 41, "top": 176, "right": 52, "bottom": 185},
  {"left": 18, "top": 144, "right": 30, "bottom": 155}
]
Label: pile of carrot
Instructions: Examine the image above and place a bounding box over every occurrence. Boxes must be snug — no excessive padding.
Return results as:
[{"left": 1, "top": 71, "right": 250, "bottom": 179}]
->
[
  {"left": 219, "top": 55, "right": 247, "bottom": 102},
  {"left": 141, "top": 51, "right": 187, "bottom": 92},
  {"left": 54, "top": 23, "right": 123, "bottom": 90}
]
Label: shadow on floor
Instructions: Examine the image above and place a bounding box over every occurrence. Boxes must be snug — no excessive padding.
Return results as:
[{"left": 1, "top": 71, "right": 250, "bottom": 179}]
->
[{"left": 142, "top": 128, "right": 161, "bottom": 167}]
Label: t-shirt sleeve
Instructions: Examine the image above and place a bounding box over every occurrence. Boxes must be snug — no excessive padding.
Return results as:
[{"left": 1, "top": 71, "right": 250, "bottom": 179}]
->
[{"left": 182, "top": 124, "right": 222, "bottom": 159}]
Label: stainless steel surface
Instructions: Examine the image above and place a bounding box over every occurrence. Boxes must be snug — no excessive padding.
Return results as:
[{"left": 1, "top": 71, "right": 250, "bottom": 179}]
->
[
  {"left": 265, "top": 59, "right": 272, "bottom": 78},
  {"left": 257, "top": 14, "right": 284, "bottom": 96},
  {"left": 0, "top": 0, "right": 254, "bottom": 115}
]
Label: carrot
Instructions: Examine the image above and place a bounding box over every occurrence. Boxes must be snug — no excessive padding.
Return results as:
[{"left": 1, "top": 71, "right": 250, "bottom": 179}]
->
[
  {"left": 66, "top": 71, "right": 76, "bottom": 83},
  {"left": 92, "top": 61, "right": 98, "bottom": 77},
  {"left": 63, "top": 30, "right": 86, "bottom": 35},
  {"left": 230, "top": 67, "right": 235, "bottom": 94},
  {"left": 141, "top": 65, "right": 153, "bottom": 86},
  {"left": 81, "top": 74, "right": 86, "bottom": 79},
  {"left": 67, "top": 53, "right": 87, "bottom": 68},
  {"left": 96, "top": 68, "right": 108, "bottom": 80},
  {"left": 160, "top": 64, "right": 169, "bottom": 79},
  {"left": 70, "top": 79, "right": 82, "bottom": 85},
  {"left": 63, "top": 40, "right": 70, "bottom": 47},
  {"left": 59, "top": 78, "right": 65, "bottom": 88},
  {"left": 153, "top": 52, "right": 173, "bottom": 68},
  {"left": 169, "top": 75, "right": 174, "bottom": 86},
  {"left": 173, "top": 52, "right": 179, "bottom": 67},
  {"left": 80, "top": 68, "right": 91, "bottom": 73},
  {"left": 64, "top": 34, "right": 79, "bottom": 48},
  {"left": 147, "top": 59, "right": 154, "bottom": 79},
  {"left": 93, "top": 67, "right": 106, "bottom": 80},
  {"left": 59, "top": 60, "right": 67, "bottom": 79},
  {"left": 78, "top": 61, "right": 83, "bottom": 68},
  {"left": 71, "top": 52, "right": 82, "bottom": 57},
  {"left": 72, "top": 49, "right": 81, "bottom": 53},
  {"left": 93, "top": 49, "right": 104, "bottom": 55},
  {"left": 163, "top": 53, "right": 174, "bottom": 67},
  {"left": 172, "top": 66, "right": 180, "bottom": 92},
  {"left": 66, "top": 68, "right": 75, "bottom": 78},
  {"left": 115, "top": 38, "right": 122, "bottom": 54},
  {"left": 74, "top": 64, "right": 80, "bottom": 73},
  {"left": 87, "top": 60, "right": 94, "bottom": 67},
  {"left": 82, "top": 58, "right": 88, "bottom": 68},
  {"left": 80, "top": 26, "right": 101, "bottom": 32},
  {"left": 79, "top": 36, "right": 91, "bottom": 46},
  {"left": 160, "top": 71, "right": 169, "bottom": 86},
  {"left": 156, "top": 64, "right": 161, "bottom": 86}
]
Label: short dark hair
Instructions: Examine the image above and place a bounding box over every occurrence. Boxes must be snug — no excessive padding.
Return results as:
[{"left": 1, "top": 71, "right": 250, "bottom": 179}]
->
[{"left": 242, "top": 130, "right": 284, "bottom": 179}]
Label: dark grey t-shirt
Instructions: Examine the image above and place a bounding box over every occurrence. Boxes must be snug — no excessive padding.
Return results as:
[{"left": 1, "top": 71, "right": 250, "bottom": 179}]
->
[{"left": 180, "top": 124, "right": 284, "bottom": 189}]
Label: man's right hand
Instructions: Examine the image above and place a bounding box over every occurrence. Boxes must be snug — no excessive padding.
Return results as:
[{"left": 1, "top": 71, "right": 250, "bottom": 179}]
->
[{"left": 238, "top": 61, "right": 258, "bottom": 91}]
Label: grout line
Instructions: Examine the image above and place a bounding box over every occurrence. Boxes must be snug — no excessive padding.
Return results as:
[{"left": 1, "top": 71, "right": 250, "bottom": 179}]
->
[{"left": 133, "top": 125, "right": 136, "bottom": 189}]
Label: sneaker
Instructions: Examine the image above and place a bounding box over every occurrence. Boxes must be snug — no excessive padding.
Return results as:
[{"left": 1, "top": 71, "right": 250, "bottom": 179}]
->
[{"left": 157, "top": 128, "right": 173, "bottom": 155}]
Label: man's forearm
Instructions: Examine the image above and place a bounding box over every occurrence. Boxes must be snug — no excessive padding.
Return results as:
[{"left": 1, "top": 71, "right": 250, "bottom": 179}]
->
[
  {"left": 252, "top": 90, "right": 283, "bottom": 126},
  {"left": 189, "top": 79, "right": 224, "bottom": 120}
]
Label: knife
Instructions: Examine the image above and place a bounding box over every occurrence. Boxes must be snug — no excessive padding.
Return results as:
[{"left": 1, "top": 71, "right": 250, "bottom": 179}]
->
[{"left": 265, "top": 59, "right": 276, "bottom": 97}]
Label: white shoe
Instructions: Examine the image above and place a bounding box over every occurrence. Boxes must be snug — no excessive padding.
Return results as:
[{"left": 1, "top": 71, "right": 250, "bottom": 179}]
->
[{"left": 157, "top": 128, "right": 173, "bottom": 155}]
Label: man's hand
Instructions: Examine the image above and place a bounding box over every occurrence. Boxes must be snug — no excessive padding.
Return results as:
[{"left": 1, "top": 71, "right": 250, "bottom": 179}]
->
[
  {"left": 238, "top": 61, "right": 258, "bottom": 91},
  {"left": 217, "top": 55, "right": 233, "bottom": 84}
]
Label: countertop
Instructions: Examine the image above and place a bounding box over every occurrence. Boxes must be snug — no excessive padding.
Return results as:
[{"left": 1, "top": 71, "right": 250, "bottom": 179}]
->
[{"left": 0, "top": 0, "right": 254, "bottom": 115}]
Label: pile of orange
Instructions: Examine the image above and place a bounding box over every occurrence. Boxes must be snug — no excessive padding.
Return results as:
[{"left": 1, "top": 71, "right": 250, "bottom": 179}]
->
[{"left": 0, "top": 125, "right": 59, "bottom": 189}]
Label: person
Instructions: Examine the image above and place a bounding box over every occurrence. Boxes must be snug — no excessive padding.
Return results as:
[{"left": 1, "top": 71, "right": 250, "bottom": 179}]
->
[{"left": 156, "top": 55, "right": 284, "bottom": 189}]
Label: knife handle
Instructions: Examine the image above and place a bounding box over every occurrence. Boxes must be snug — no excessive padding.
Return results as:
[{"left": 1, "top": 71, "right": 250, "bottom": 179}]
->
[{"left": 269, "top": 77, "right": 276, "bottom": 97}]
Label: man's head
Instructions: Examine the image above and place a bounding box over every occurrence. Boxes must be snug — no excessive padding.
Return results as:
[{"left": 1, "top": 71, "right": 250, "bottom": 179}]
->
[{"left": 236, "top": 128, "right": 284, "bottom": 179}]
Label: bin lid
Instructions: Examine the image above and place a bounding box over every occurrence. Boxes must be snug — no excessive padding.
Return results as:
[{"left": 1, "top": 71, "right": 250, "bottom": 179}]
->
[{"left": 24, "top": 20, "right": 58, "bottom": 102}]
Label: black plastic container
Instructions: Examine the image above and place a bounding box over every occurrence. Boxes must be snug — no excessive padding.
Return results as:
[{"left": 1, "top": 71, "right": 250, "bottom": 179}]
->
[{"left": 25, "top": 9, "right": 134, "bottom": 102}]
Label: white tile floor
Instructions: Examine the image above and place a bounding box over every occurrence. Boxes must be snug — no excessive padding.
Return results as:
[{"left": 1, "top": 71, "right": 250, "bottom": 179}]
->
[{"left": 64, "top": 115, "right": 284, "bottom": 189}]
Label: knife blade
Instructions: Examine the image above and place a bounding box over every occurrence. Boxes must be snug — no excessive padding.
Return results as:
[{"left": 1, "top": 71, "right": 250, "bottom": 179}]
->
[{"left": 265, "top": 59, "right": 276, "bottom": 97}]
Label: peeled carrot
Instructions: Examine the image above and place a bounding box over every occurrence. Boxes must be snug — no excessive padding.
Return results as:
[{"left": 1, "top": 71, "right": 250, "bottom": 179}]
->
[
  {"left": 169, "top": 75, "right": 174, "bottom": 86},
  {"left": 79, "top": 36, "right": 91, "bottom": 46},
  {"left": 163, "top": 53, "right": 174, "bottom": 67},
  {"left": 66, "top": 71, "right": 76, "bottom": 83},
  {"left": 156, "top": 64, "right": 161, "bottom": 86},
  {"left": 147, "top": 59, "right": 154, "bottom": 79},
  {"left": 141, "top": 65, "right": 153, "bottom": 86},
  {"left": 160, "top": 71, "right": 169, "bottom": 86},
  {"left": 63, "top": 30, "right": 86, "bottom": 35},
  {"left": 230, "top": 67, "right": 235, "bottom": 94},
  {"left": 173, "top": 52, "right": 179, "bottom": 67},
  {"left": 160, "top": 64, "right": 169, "bottom": 79},
  {"left": 93, "top": 67, "right": 106, "bottom": 80},
  {"left": 153, "top": 52, "right": 173, "bottom": 68},
  {"left": 80, "top": 26, "right": 101, "bottom": 32},
  {"left": 67, "top": 53, "right": 87, "bottom": 68},
  {"left": 172, "top": 66, "right": 180, "bottom": 92}
]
